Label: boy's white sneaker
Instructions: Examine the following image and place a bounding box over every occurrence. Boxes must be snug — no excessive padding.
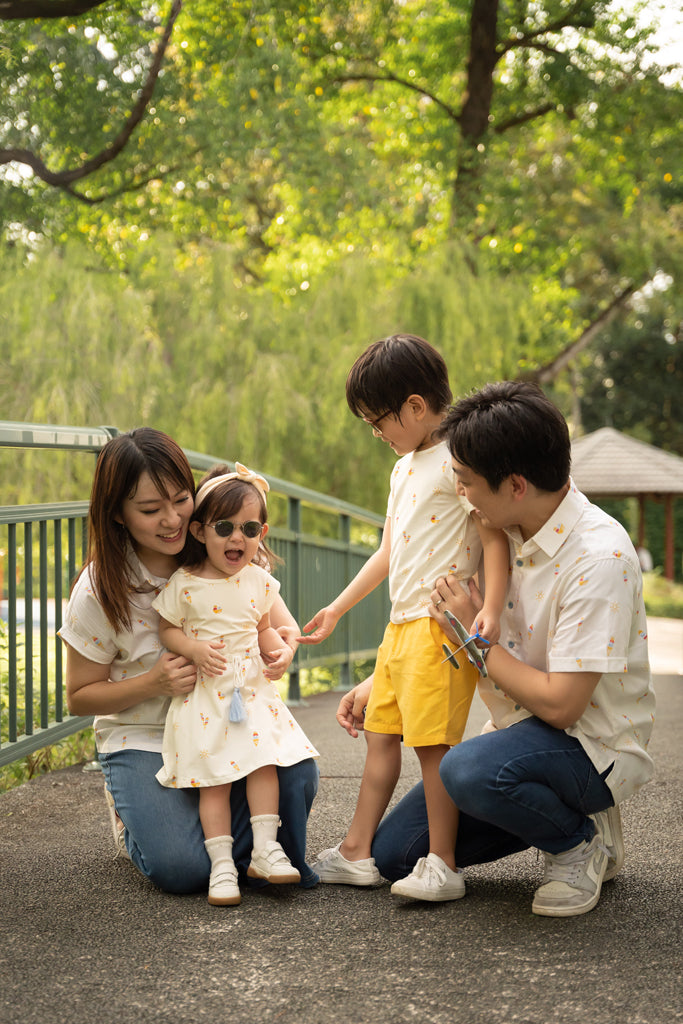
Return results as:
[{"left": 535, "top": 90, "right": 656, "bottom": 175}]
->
[
  {"left": 591, "top": 804, "right": 624, "bottom": 881},
  {"left": 312, "top": 844, "right": 381, "bottom": 885},
  {"left": 390, "top": 853, "right": 466, "bottom": 902},
  {"left": 532, "top": 833, "right": 609, "bottom": 917}
]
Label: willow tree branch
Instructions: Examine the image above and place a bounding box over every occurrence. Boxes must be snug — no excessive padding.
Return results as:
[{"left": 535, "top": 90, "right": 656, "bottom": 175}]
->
[
  {"left": 521, "top": 283, "right": 641, "bottom": 385},
  {"left": 0, "top": 0, "right": 182, "bottom": 192},
  {"left": 0, "top": 0, "right": 109, "bottom": 17}
]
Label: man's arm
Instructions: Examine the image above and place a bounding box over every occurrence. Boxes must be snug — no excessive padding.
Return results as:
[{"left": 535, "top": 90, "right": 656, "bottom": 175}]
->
[{"left": 431, "top": 575, "right": 600, "bottom": 729}]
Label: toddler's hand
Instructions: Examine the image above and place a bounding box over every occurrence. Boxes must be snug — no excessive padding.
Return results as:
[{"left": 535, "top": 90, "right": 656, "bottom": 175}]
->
[
  {"left": 193, "top": 639, "right": 227, "bottom": 677},
  {"left": 262, "top": 643, "right": 294, "bottom": 681}
]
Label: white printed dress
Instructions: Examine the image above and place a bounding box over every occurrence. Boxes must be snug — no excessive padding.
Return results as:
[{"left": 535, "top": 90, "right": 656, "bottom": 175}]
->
[{"left": 152, "top": 565, "right": 318, "bottom": 789}]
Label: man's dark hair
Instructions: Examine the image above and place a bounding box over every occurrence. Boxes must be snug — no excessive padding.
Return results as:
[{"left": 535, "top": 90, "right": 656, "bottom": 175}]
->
[
  {"left": 346, "top": 334, "right": 452, "bottom": 419},
  {"left": 437, "top": 381, "right": 571, "bottom": 492}
]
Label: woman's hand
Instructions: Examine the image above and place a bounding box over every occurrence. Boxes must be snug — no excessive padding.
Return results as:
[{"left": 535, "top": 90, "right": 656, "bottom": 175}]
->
[
  {"left": 191, "top": 639, "right": 227, "bottom": 678},
  {"left": 336, "top": 676, "right": 374, "bottom": 738},
  {"left": 153, "top": 652, "right": 197, "bottom": 697}
]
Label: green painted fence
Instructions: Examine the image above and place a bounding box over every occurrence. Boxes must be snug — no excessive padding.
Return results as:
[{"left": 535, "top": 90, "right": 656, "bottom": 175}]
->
[{"left": 0, "top": 421, "right": 389, "bottom": 768}]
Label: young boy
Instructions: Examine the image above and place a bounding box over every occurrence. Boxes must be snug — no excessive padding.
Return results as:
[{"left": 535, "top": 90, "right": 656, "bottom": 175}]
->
[{"left": 299, "top": 334, "right": 509, "bottom": 901}]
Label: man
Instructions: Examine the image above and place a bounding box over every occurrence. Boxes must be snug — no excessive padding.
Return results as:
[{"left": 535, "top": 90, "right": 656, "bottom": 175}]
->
[{"left": 338, "top": 381, "right": 655, "bottom": 917}]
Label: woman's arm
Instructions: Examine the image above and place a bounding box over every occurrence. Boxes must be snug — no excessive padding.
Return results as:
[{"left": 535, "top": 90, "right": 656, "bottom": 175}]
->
[{"left": 65, "top": 644, "right": 197, "bottom": 717}]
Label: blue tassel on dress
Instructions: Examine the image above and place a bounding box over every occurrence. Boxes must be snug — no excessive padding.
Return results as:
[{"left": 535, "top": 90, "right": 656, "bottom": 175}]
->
[{"left": 229, "top": 686, "right": 247, "bottom": 723}]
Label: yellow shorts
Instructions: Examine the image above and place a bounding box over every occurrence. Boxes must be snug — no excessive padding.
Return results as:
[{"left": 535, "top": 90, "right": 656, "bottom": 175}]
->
[{"left": 364, "top": 617, "right": 478, "bottom": 747}]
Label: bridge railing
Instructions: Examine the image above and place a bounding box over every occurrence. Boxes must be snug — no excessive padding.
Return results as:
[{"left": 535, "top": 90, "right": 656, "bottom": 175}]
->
[{"left": 0, "top": 421, "right": 389, "bottom": 768}]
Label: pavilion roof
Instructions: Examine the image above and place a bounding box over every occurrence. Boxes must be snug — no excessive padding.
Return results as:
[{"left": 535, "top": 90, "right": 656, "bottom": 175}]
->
[{"left": 571, "top": 427, "right": 683, "bottom": 497}]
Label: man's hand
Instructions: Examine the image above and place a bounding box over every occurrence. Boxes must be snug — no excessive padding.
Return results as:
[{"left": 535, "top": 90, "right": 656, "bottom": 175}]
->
[{"left": 429, "top": 575, "right": 482, "bottom": 637}]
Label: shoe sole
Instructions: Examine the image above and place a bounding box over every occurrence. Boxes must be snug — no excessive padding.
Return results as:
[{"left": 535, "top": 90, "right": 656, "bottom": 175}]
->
[
  {"left": 247, "top": 866, "right": 301, "bottom": 884},
  {"left": 532, "top": 886, "right": 602, "bottom": 917},
  {"left": 601, "top": 805, "right": 625, "bottom": 882},
  {"left": 390, "top": 888, "right": 466, "bottom": 902},
  {"left": 208, "top": 893, "right": 241, "bottom": 906},
  {"left": 315, "top": 872, "right": 381, "bottom": 886}
]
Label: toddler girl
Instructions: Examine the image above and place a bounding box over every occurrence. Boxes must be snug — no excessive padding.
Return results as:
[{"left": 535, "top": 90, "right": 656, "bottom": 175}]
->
[{"left": 153, "top": 462, "right": 318, "bottom": 906}]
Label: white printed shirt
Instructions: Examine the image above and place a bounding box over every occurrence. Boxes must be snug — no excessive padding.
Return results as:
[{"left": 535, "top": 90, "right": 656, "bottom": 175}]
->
[
  {"left": 480, "top": 481, "right": 655, "bottom": 803},
  {"left": 59, "top": 550, "right": 170, "bottom": 753},
  {"left": 388, "top": 441, "right": 482, "bottom": 623}
]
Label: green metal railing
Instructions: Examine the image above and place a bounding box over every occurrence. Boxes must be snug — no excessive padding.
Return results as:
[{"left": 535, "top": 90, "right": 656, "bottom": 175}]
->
[{"left": 0, "top": 421, "right": 389, "bottom": 768}]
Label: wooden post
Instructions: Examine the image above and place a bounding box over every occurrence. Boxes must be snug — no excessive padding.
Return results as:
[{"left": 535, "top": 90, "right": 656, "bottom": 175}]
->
[{"left": 664, "top": 495, "right": 674, "bottom": 581}]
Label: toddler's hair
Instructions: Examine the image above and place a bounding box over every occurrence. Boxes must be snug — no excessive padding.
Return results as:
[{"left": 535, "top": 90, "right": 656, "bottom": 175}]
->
[
  {"left": 184, "top": 464, "right": 281, "bottom": 570},
  {"left": 346, "top": 334, "right": 452, "bottom": 420}
]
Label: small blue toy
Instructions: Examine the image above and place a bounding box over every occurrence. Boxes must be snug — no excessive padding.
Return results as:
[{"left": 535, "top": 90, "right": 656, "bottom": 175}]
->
[{"left": 440, "top": 609, "right": 489, "bottom": 677}]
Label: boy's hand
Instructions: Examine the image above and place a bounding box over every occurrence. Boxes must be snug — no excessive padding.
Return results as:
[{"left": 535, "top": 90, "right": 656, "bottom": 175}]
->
[
  {"left": 262, "top": 643, "right": 294, "bottom": 681},
  {"left": 298, "top": 606, "right": 341, "bottom": 645},
  {"left": 192, "top": 639, "right": 227, "bottom": 677},
  {"left": 472, "top": 606, "right": 501, "bottom": 645}
]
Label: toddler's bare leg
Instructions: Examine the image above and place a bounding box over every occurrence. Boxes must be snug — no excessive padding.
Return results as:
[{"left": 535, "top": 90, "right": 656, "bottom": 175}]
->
[
  {"left": 340, "top": 731, "right": 402, "bottom": 861},
  {"left": 415, "top": 744, "right": 458, "bottom": 871}
]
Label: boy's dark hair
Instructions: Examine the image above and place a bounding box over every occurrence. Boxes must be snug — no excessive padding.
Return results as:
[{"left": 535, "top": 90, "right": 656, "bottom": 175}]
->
[
  {"left": 346, "top": 334, "right": 452, "bottom": 420},
  {"left": 437, "top": 381, "right": 571, "bottom": 492}
]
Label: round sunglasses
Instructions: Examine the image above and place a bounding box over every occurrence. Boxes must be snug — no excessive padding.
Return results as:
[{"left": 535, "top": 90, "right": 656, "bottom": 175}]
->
[{"left": 205, "top": 519, "right": 264, "bottom": 539}]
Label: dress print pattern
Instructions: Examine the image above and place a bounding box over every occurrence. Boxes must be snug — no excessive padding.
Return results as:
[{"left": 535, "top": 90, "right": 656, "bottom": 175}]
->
[{"left": 152, "top": 565, "right": 318, "bottom": 788}]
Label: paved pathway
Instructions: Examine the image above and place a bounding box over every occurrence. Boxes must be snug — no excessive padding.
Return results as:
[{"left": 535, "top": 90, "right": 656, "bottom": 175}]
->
[{"left": 1, "top": 622, "right": 681, "bottom": 1024}]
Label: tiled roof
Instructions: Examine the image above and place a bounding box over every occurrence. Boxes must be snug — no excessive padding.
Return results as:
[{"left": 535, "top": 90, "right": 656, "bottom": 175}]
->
[{"left": 571, "top": 427, "right": 683, "bottom": 496}]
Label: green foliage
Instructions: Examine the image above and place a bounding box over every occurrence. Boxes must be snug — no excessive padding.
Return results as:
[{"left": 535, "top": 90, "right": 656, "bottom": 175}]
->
[
  {"left": 0, "top": 236, "right": 581, "bottom": 512},
  {"left": 642, "top": 571, "right": 683, "bottom": 619}
]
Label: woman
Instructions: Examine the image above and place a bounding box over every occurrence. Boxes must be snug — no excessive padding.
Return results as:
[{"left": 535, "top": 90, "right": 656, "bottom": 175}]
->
[{"left": 60, "top": 428, "right": 319, "bottom": 894}]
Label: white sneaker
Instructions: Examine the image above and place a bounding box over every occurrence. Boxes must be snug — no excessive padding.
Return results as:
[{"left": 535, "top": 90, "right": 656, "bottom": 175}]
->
[
  {"left": 208, "top": 862, "right": 241, "bottom": 906},
  {"left": 390, "top": 853, "right": 466, "bottom": 902},
  {"left": 591, "top": 805, "right": 624, "bottom": 881},
  {"left": 312, "top": 844, "right": 381, "bottom": 886},
  {"left": 248, "top": 841, "right": 301, "bottom": 884},
  {"left": 532, "top": 834, "right": 609, "bottom": 917},
  {"left": 103, "top": 784, "right": 129, "bottom": 861}
]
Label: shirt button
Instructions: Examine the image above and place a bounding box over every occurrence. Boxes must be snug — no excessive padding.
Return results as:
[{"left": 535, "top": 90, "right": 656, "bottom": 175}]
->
[
  {"left": 507, "top": 641, "right": 515, "bottom": 649},
  {"left": 507, "top": 601, "right": 514, "bottom": 609},
  {"left": 516, "top": 559, "right": 524, "bottom": 566}
]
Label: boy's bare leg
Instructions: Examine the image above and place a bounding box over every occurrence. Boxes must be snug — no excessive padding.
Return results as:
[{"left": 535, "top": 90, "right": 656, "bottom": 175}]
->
[
  {"left": 339, "top": 731, "right": 402, "bottom": 861},
  {"left": 415, "top": 744, "right": 458, "bottom": 870}
]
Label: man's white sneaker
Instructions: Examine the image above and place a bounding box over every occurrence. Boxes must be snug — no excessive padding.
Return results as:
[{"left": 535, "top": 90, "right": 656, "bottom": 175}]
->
[
  {"left": 247, "top": 841, "right": 301, "bottom": 884},
  {"left": 591, "top": 805, "right": 624, "bottom": 881},
  {"left": 312, "top": 844, "right": 381, "bottom": 886},
  {"left": 390, "top": 853, "right": 466, "bottom": 902},
  {"left": 532, "top": 833, "right": 609, "bottom": 917}
]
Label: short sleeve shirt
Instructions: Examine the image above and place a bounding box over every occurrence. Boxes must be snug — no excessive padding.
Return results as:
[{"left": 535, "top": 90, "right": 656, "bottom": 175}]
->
[
  {"left": 58, "top": 551, "right": 170, "bottom": 754},
  {"left": 480, "top": 481, "right": 655, "bottom": 803},
  {"left": 388, "top": 441, "right": 482, "bottom": 623}
]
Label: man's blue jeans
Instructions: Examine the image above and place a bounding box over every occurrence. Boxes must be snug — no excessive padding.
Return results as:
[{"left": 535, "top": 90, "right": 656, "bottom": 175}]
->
[
  {"left": 372, "top": 717, "right": 614, "bottom": 882},
  {"left": 100, "top": 749, "right": 319, "bottom": 893}
]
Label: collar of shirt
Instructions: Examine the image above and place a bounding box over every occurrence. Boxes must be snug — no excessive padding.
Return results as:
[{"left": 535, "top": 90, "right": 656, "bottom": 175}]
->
[{"left": 504, "top": 478, "right": 586, "bottom": 559}]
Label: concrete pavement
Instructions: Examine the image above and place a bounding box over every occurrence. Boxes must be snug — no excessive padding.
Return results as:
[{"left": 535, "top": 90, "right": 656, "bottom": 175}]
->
[{"left": 1, "top": 620, "right": 681, "bottom": 1024}]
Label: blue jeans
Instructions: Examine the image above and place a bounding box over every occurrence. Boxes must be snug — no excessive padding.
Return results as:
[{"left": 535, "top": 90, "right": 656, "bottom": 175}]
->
[
  {"left": 100, "top": 749, "right": 319, "bottom": 894},
  {"left": 372, "top": 717, "right": 614, "bottom": 882}
]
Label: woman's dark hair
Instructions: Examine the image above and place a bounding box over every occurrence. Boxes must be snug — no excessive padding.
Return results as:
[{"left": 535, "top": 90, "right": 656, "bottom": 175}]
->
[
  {"left": 346, "top": 334, "right": 452, "bottom": 420},
  {"left": 437, "top": 381, "right": 571, "bottom": 492},
  {"left": 185, "top": 464, "right": 282, "bottom": 571},
  {"left": 85, "top": 428, "right": 195, "bottom": 631}
]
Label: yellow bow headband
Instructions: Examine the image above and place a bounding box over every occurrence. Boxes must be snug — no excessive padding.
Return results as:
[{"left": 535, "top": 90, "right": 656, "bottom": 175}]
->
[{"left": 194, "top": 462, "right": 270, "bottom": 511}]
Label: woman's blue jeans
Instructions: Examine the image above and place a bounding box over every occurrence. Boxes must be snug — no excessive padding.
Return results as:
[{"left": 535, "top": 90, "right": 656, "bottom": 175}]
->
[
  {"left": 372, "top": 716, "right": 614, "bottom": 882},
  {"left": 99, "top": 749, "right": 319, "bottom": 894}
]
